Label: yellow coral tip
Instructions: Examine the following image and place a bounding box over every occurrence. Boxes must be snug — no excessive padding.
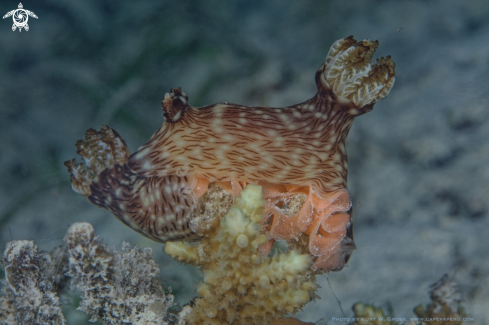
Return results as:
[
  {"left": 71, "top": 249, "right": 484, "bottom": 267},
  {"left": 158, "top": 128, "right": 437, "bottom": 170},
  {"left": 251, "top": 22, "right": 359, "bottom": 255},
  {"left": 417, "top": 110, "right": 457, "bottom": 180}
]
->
[{"left": 236, "top": 234, "right": 249, "bottom": 248}]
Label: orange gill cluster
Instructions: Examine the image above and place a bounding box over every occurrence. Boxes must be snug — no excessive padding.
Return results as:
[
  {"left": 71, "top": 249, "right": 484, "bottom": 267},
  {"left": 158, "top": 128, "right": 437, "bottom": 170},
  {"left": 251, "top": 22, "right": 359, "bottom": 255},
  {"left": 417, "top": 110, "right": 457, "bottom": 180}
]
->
[{"left": 65, "top": 36, "right": 395, "bottom": 270}]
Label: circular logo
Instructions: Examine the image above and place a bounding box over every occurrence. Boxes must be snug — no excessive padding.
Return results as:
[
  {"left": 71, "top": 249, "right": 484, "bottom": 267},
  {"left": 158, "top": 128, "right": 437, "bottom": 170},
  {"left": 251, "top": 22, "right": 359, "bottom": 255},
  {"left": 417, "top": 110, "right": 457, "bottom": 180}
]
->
[
  {"left": 13, "top": 9, "right": 28, "bottom": 28},
  {"left": 2, "top": 3, "right": 38, "bottom": 32}
]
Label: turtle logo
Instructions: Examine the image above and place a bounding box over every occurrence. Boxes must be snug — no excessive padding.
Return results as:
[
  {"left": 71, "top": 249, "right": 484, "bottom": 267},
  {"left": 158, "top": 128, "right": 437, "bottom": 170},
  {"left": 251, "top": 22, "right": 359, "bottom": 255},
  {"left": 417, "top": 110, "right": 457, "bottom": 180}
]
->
[{"left": 3, "top": 3, "right": 38, "bottom": 32}]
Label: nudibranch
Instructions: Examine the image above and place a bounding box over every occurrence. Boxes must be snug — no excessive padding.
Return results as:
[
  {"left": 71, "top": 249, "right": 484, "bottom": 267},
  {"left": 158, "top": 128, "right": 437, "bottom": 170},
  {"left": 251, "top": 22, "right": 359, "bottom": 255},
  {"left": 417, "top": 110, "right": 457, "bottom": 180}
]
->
[{"left": 65, "top": 36, "right": 395, "bottom": 270}]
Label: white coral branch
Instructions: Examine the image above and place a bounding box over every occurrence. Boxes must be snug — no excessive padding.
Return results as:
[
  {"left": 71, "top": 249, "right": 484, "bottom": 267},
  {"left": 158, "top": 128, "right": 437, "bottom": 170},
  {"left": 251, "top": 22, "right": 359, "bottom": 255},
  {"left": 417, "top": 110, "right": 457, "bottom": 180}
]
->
[
  {"left": 64, "top": 222, "right": 174, "bottom": 324},
  {"left": 1, "top": 240, "right": 66, "bottom": 324}
]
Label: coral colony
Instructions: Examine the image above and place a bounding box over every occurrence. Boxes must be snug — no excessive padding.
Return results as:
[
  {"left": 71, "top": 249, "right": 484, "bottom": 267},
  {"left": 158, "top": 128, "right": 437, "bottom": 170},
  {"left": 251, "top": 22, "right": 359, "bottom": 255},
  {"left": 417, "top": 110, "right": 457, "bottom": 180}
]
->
[{"left": 10, "top": 36, "right": 468, "bottom": 324}]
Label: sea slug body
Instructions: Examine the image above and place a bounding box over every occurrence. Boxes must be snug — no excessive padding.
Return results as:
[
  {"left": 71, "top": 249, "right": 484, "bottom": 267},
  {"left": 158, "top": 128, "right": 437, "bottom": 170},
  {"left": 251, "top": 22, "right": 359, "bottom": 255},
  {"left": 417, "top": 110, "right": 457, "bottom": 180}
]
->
[{"left": 66, "top": 36, "right": 395, "bottom": 270}]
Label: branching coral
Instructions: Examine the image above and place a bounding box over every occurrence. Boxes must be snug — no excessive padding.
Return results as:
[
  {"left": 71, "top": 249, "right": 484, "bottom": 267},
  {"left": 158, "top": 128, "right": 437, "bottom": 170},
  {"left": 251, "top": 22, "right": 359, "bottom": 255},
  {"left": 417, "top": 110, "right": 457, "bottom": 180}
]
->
[
  {"left": 64, "top": 222, "right": 175, "bottom": 324},
  {"left": 0, "top": 284, "right": 15, "bottom": 324},
  {"left": 0, "top": 224, "right": 179, "bottom": 325},
  {"left": 350, "top": 275, "right": 466, "bottom": 325},
  {"left": 350, "top": 303, "right": 396, "bottom": 325},
  {"left": 65, "top": 36, "right": 395, "bottom": 271},
  {"left": 412, "top": 275, "right": 466, "bottom": 325},
  {"left": 165, "top": 184, "right": 318, "bottom": 325},
  {"left": 1, "top": 240, "right": 66, "bottom": 324},
  {"left": 0, "top": 188, "right": 319, "bottom": 324},
  {"left": 0, "top": 226, "right": 469, "bottom": 325}
]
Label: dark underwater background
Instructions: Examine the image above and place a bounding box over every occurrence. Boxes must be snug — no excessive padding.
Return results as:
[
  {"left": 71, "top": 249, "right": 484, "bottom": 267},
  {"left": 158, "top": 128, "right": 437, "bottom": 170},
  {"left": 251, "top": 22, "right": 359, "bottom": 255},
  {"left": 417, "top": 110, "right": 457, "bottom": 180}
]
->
[{"left": 1, "top": 0, "right": 488, "bottom": 323}]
